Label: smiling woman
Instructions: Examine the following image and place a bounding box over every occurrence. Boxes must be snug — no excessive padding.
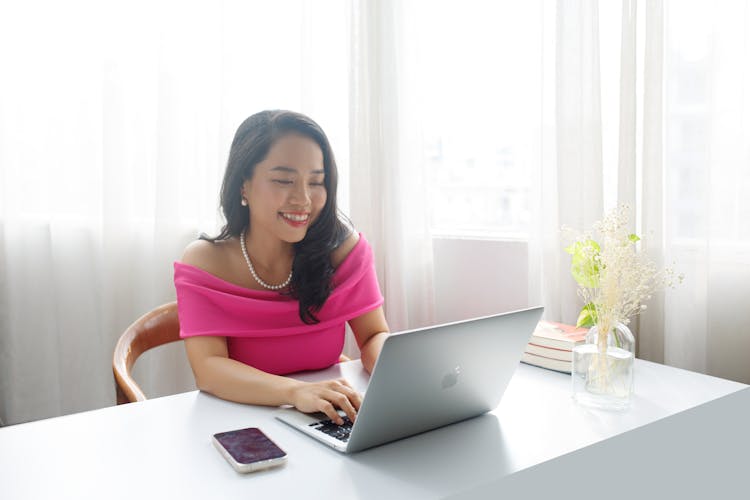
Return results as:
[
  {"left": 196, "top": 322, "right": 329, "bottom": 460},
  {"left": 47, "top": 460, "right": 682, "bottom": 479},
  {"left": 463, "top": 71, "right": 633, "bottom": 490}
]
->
[{"left": 174, "top": 110, "right": 390, "bottom": 426}]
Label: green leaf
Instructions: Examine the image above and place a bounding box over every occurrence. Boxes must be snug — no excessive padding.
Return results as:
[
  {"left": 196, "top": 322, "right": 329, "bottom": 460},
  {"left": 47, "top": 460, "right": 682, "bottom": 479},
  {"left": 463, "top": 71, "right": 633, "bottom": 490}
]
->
[
  {"left": 568, "top": 239, "right": 601, "bottom": 288},
  {"left": 576, "top": 303, "right": 598, "bottom": 328},
  {"left": 628, "top": 234, "right": 640, "bottom": 243}
]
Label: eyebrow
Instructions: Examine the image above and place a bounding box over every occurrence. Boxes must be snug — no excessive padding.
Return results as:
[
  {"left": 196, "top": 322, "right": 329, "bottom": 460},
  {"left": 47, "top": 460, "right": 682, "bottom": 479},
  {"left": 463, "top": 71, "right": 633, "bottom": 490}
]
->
[{"left": 270, "top": 166, "right": 325, "bottom": 175}]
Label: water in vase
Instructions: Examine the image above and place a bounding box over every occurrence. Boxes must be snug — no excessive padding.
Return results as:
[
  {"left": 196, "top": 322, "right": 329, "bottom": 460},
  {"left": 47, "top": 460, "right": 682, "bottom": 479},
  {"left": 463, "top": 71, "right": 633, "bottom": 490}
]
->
[{"left": 572, "top": 343, "right": 634, "bottom": 411}]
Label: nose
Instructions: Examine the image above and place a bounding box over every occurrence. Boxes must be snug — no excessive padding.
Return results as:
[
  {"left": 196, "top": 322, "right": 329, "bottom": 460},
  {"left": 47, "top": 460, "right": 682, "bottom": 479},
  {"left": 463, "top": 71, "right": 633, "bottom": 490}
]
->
[{"left": 289, "top": 181, "right": 311, "bottom": 206}]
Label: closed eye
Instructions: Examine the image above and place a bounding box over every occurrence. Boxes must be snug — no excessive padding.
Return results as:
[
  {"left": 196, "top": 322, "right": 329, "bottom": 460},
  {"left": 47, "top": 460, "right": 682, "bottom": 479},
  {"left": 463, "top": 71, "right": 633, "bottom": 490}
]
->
[{"left": 272, "top": 179, "right": 293, "bottom": 185}]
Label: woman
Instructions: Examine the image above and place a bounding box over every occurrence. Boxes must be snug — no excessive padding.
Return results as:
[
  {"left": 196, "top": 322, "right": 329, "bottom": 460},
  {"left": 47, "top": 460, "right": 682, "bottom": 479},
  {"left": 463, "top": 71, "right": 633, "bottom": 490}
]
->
[{"left": 174, "top": 110, "right": 389, "bottom": 426}]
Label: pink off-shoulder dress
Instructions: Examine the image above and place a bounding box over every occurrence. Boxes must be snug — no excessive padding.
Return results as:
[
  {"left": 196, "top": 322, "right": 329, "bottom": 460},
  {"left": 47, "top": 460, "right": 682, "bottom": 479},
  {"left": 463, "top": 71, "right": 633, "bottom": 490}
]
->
[{"left": 173, "top": 234, "right": 383, "bottom": 375}]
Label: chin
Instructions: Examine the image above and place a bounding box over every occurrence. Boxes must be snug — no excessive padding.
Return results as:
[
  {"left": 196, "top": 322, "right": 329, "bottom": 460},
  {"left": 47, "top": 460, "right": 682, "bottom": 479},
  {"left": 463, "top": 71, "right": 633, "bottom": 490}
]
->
[
  {"left": 285, "top": 233, "right": 307, "bottom": 244},
  {"left": 278, "top": 227, "right": 309, "bottom": 244}
]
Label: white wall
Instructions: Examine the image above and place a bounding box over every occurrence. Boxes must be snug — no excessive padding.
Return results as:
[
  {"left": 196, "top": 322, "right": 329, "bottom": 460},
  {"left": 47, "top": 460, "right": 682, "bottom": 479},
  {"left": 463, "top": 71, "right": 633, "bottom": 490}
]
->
[
  {"left": 343, "top": 236, "right": 530, "bottom": 361},
  {"left": 432, "top": 237, "right": 530, "bottom": 324}
]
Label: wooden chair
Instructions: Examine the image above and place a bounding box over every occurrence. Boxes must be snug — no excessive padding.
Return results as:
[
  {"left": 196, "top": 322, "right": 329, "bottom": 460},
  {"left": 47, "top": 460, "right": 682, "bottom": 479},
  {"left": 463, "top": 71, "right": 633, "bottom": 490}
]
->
[
  {"left": 113, "top": 301, "right": 352, "bottom": 404},
  {"left": 113, "top": 302, "right": 181, "bottom": 404}
]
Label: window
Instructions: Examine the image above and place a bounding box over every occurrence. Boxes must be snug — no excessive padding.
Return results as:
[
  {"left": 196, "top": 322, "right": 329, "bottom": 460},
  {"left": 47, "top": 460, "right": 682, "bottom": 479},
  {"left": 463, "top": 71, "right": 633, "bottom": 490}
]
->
[
  {"left": 666, "top": 0, "right": 750, "bottom": 245},
  {"left": 408, "top": 0, "right": 542, "bottom": 239}
]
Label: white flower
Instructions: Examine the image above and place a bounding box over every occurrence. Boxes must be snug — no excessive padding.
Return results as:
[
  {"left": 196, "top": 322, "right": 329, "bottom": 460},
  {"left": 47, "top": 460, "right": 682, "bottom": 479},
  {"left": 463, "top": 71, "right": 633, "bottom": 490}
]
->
[{"left": 564, "top": 205, "right": 682, "bottom": 331}]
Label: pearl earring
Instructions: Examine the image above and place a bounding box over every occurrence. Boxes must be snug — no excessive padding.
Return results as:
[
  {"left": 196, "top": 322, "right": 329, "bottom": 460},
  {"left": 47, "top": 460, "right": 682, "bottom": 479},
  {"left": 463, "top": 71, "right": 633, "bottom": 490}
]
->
[{"left": 241, "top": 198, "right": 248, "bottom": 206}]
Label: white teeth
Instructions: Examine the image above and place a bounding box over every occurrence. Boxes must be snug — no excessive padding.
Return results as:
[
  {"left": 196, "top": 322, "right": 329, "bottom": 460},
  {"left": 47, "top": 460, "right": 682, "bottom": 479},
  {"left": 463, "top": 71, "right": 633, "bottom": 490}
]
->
[{"left": 281, "top": 213, "right": 309, "bottom": 222}]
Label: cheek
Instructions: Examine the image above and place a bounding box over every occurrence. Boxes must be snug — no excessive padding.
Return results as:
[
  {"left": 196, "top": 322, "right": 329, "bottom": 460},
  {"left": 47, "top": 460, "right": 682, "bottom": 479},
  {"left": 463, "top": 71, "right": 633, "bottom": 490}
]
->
[
  {"left": 313, "top": 190, "right": 327, "bottom": 210},
  {"left": 248, "top": 184, "right": 283, "bottom": 214}
]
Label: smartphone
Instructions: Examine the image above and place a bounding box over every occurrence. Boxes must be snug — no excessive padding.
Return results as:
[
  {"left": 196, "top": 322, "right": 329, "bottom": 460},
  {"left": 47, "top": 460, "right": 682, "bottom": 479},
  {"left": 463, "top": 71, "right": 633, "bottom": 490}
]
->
[{"left": 212, "top": 427, "right": 288, "bottom": 473}]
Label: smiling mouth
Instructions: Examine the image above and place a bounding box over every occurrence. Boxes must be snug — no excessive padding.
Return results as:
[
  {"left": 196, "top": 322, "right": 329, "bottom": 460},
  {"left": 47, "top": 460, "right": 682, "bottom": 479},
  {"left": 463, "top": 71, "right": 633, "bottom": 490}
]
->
[{"left": 279, "top": 212, "right": 310, "bottom": 223}]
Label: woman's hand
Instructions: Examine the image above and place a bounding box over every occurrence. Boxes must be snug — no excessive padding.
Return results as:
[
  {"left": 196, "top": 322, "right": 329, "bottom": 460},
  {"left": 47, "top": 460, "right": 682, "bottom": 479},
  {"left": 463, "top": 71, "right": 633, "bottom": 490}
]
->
[{"left": 289, "top": 378, "right": 363, "bottom": 425}]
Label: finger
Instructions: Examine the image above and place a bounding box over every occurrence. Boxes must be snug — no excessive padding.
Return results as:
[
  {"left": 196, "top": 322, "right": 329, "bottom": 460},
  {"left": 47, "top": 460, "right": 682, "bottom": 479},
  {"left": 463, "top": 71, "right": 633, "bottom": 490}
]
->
[
  {"left": 334, "top": 384, "right": 363, "bottom": 411},
  {"left": 349, "top": 389, "right": 364, "bottom": 411},
  {"left": 317, "top": 401, "right": 342, "bottom": 425},
  {"left": 320, "top": 380, "right": 362, "bottom": 413},
  {"left": 327, "top": 390, "right": 357, "bottom": 424}
]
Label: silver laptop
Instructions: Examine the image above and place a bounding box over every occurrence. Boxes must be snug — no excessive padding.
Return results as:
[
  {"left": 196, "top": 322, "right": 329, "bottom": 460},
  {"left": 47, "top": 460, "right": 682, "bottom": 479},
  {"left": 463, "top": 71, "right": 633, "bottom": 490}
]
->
[{"left": 275, "top": 306, "right": 544, "bottom": 453}]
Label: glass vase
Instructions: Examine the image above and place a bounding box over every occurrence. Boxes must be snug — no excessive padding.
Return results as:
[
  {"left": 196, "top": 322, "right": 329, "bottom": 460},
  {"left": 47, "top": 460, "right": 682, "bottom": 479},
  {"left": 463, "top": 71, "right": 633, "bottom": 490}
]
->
[{"left": 572, "top": 321, "right": 635, "bottom": 411}]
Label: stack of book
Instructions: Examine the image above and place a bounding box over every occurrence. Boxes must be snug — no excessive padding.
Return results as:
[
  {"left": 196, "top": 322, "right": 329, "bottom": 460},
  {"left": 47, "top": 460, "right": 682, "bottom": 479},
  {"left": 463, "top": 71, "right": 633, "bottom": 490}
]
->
[{"left": 521, "top": 321, "right": 588, "bottom": 373}]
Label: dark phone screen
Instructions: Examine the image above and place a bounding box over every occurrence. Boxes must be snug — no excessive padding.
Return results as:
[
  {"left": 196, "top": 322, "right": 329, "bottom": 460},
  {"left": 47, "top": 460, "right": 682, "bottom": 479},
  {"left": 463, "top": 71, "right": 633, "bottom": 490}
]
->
[{"left": 214, "top": 427, "right": 286, "bottom": 464}]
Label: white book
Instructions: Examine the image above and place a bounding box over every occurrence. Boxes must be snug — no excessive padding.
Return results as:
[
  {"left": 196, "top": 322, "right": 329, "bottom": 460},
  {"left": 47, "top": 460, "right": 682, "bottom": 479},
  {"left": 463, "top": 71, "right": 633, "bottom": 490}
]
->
[
  {"left": 525, "top": 343, "right": 573, "bottom": 362},
  {"left": 521, "top": 352, "right": 572, "bottom": 374}
]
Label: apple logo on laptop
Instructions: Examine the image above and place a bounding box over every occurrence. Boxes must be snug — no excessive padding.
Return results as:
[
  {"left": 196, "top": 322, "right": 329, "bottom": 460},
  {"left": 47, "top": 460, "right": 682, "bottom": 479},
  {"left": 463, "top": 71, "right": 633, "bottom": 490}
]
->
[{"left": 441, "top": 365, "right": 461, "bottom": 389}]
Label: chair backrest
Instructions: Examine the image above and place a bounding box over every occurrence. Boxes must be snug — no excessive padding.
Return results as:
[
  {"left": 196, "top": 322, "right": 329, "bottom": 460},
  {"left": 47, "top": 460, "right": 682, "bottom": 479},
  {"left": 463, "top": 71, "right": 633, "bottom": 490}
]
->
[{"left": 113, "top": 302, "right": 181, "bottom": 404}]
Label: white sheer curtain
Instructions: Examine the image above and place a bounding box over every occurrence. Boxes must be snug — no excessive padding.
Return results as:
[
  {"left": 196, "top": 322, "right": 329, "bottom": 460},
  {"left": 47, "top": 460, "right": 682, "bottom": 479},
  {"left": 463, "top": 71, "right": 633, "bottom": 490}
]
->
[
  {"left": 529, "top": 0, "right": 605, "bottom": 326},
  {"left": 655, "top": 0, "right": 750, "bottom": 382},
  {"left": 531, "top": 0, "right": 750, "bottom": 385},
  {"left": 603, "top": 0, "right": 750, "bottom": 383},
  {"left": 348, "top": 0, "right": 435, "bottom": 334},
  {"left": 0, "top": 0, "right": 349, "bottom": 425}
]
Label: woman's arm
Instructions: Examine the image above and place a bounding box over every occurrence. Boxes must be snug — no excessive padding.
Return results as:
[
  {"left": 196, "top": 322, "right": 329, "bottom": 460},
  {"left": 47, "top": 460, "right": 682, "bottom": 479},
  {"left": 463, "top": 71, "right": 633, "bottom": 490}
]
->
[
  {"left": 348, "top": 306, "right": 389, "bottom": 373},
  {"left": 330, "top": 232, "right": 390, "bottom": 372},
  {"left": 184, "top": 336, "right": 361, "bottom": 425}
]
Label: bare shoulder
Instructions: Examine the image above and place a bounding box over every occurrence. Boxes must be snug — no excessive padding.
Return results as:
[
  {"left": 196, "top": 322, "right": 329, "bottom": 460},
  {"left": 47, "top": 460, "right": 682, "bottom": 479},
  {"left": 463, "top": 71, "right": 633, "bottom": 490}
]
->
[
  {"left": 181, "top": 238, "right": 234, "bottom": 276},
  {"left": 331, "top": 231, "right": 361, "bottom": 268}
]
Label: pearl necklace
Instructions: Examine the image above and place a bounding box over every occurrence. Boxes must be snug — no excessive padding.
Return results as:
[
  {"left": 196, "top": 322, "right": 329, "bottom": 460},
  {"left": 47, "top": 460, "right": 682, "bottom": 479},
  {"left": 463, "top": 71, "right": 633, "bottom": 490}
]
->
[{"left": 239, "top": 229, "right": 292, "bottom": 290}]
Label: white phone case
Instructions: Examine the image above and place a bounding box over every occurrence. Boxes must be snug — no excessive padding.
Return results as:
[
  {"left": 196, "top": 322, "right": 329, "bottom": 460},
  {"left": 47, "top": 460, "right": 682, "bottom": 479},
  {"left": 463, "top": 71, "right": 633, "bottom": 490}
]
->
[{"left": 212, "top": 431, "right": 287, "bottom": 473}]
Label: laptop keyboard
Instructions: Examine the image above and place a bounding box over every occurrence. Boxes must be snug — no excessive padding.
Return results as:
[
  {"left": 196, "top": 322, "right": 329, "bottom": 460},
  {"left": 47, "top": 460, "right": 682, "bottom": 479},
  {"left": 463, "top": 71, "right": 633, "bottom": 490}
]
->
[{"left": 309, "top": 416, "right": 353, "bottom": 443}]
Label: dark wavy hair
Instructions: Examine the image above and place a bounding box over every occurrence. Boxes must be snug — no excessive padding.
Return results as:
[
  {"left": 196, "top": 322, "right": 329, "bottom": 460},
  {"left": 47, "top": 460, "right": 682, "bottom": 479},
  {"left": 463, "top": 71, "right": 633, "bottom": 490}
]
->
[{"left": 204, "top": 110, "right": 350, "bottom": 324}]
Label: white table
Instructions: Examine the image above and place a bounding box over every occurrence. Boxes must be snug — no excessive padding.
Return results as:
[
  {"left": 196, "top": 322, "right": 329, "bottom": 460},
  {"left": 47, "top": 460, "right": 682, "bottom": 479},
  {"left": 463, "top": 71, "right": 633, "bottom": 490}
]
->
[{"left": 1, "top": 359, "right": 748, "bottom": 499}]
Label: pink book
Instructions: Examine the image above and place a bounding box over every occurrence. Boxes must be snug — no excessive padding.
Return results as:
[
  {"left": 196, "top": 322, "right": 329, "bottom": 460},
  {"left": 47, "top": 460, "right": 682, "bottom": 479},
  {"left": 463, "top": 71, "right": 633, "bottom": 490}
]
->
[{"left": 527, "top": 321, "right": 588, "bottom": 351}]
